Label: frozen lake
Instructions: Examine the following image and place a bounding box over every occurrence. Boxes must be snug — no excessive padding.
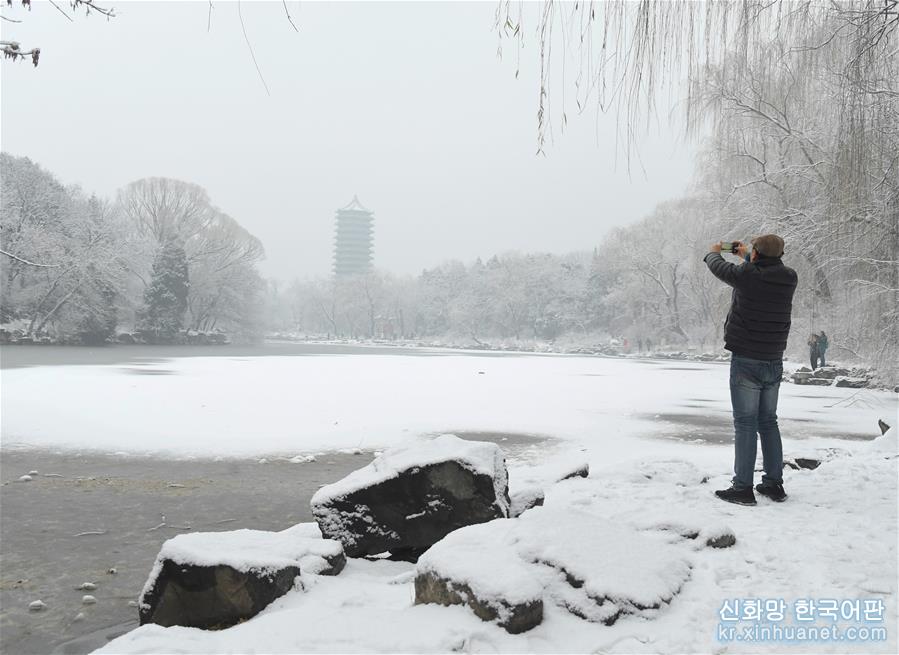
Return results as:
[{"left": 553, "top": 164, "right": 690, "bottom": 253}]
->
[
  {"left": 0, "top": 341, "right": 505, "bottom": 369},
  {"left": 1, "top": 343, "right": 891, "bottom": 459}
]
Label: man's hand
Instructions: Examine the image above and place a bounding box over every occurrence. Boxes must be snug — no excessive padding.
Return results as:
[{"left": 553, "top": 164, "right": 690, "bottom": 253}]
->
[
  {"left": 735, "top": 241, "right": 749, "bottom": 258},
  {"left": 710, "top": 242, "right": 722, "bottom": 253}
]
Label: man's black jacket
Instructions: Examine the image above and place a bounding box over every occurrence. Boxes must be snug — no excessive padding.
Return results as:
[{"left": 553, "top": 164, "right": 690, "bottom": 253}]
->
[{"left": 704, "top": 252, "right": 798, "bottom": 361}]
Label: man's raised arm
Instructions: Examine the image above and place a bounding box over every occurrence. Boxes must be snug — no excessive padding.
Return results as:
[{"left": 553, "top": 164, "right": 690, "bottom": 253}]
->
[{"left": 703, "top": 242, "right": 743, "bottom": 287}]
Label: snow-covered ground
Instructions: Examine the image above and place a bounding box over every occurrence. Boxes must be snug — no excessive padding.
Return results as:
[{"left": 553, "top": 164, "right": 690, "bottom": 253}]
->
[
  {"left": 97, "top": 431, "right": 898, "bottom": 654},
  {"left": 2, "top": 350, "right": 897, "bottom": 653}
]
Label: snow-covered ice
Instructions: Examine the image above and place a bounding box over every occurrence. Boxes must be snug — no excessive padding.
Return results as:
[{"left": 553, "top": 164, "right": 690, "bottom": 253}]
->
[{"left": 2, "top": 353, "right": 893, "bottom": 460}]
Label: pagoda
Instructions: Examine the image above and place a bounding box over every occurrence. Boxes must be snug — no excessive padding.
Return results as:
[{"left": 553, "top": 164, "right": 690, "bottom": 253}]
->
[{"left": 333, "top": 195, "right": 374, "bottom": 276}]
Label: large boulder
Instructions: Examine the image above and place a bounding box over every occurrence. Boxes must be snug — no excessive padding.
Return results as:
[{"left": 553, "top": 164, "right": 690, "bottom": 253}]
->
[
  {"left": 311, "top": 434, "right": 510, "bottom": 558},
  {"left": 139, "top": 527, "right": 344, "bottom": 629},
  {"left": 415, "top": 507, "right": 692, "bottom": 632}
]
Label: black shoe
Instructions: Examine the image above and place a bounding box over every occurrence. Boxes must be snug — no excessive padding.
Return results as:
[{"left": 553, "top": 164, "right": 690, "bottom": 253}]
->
[
  {"left": 715, "top": 486, "right": 757, "bottom": 506},
  {"left": 756, "top": 483, "right": 787, "bottom": 502}
]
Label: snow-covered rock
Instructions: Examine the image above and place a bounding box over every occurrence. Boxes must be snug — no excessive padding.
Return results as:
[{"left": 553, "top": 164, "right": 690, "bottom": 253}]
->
[
  {"left": 415, "top": 506, "right": 692, "bottom": 632},
  {"left": 28, "top": 600, "right": 46, "bottom": 611},
  {"left": 311, "top": 434, "right": 509, "bottom": 558},
  {"left": 82, "top": 595, "right": 97, "bottom": 605},
  {"left": 699, "top": 525, "right": 737, "bottom": 549},
  {"left": 813, "top": 366, "right": 851, "bottom": 379},
  {"left": 415, "top": 519, "right": 543, "bottom": 634},
  {"left": 629, "top": 459, "right": 711, "bottom": 486},
  {"left": 139, "top": 527, "right": 345, "bottom": 629},
  {"left": 834, "top": 376, "right": 869, "bottom": 388},
  {"left": 509, "top": 486, "right": 545, "bottom": 518},
  {"left": 517, "top": 507, "right": 692, "bottom": 618},
  {"left": 793, "top": 457, "right": 821, "bottom": 470},
  {"left": 630, "top": 510, "right": 736, "bottom": 549},
  {"left": 870, "top": 426, "right": 897, "bottom": 455},
  {"left": 507, "top": 450, "right": 589, "bottom": 518}
]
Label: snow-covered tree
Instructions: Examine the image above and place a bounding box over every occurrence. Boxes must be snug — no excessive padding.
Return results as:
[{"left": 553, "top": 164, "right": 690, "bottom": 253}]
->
[{"left": 137, "top": 240, "right": 189, "bottom": 343}]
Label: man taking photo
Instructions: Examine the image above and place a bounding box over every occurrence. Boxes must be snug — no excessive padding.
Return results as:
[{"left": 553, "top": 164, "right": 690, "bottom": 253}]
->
[{"left": 704, "top": 235, "right": 798, "bottom": 506}]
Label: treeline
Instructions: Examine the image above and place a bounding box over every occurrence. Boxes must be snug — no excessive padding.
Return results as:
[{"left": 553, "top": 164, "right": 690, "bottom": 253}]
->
[{"left": 0, "top": 154, "right": 265, "bottom": 343}]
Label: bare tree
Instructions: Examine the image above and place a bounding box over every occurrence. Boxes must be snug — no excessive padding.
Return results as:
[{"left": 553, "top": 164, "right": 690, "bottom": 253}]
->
[
  {"left": 493, "top": 0, "right": 897, "bottom": 378},
  {"left": 1, "top": 0, "right": 116, "bottom": 66}
]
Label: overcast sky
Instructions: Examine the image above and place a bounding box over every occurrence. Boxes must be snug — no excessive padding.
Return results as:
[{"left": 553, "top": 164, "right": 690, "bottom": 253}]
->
[{"left": 1, "top": 1, "right": 697, "bottom": 280}]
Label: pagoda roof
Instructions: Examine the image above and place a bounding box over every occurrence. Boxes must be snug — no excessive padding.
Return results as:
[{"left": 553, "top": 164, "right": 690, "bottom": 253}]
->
[{"left": 339, "top": 195, "right": 372, "bottom": 214}]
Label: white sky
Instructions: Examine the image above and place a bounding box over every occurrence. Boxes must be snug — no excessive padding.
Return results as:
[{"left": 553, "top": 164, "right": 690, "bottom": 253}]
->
[{"left": 1, "top": 1, "right": 698, "bottom": 280}]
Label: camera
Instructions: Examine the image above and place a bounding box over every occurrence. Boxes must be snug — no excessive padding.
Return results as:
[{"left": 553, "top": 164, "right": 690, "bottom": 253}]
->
[{"left": 721, "top": 241, "right": 742, "bottom": 253}]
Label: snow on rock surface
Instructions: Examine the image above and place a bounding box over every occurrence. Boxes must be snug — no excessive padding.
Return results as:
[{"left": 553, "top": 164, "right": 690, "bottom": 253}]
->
[
  {"left": 871, "top": 425, "right": 897, "bottom": 454},
  {"left": 138, "top": 527, "right": 345, "bottom": 629},
  {"left": 509, "top": 486, "right": 545, "bottom": 518},
  {"left": 416, "top": 506, "right": 692, "bottom": 632},
  {"left": 507, "top": 450, "right": 589, "bottom": 517},
  {"left": 517, "top": 508, "right": 692, "bottom": 613},
  {"left": 312, "top": 434, "right": 508, "bottom": 508},
  {"left": 416, "top": 519, "right": 544, "bottom": 634},
  {"left": 143, "top": 528, "right": 343, "bottom": 582},
  {"left": 311, "top": 434, "right": 509, "bottom": 558}
]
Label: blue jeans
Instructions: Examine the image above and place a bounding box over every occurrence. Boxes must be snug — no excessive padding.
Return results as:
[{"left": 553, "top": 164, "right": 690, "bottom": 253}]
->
[{"left": 729, "top": 355, "right": 784, "bottom": 489}]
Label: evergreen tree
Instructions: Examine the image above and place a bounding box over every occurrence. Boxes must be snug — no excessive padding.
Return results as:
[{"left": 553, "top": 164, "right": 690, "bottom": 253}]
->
[
  {"left": 76, "top": 270, "right": 118, "bottom": 345},
  {"left": 138, "top": 241, "right": 189, "bottom": 343}
]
